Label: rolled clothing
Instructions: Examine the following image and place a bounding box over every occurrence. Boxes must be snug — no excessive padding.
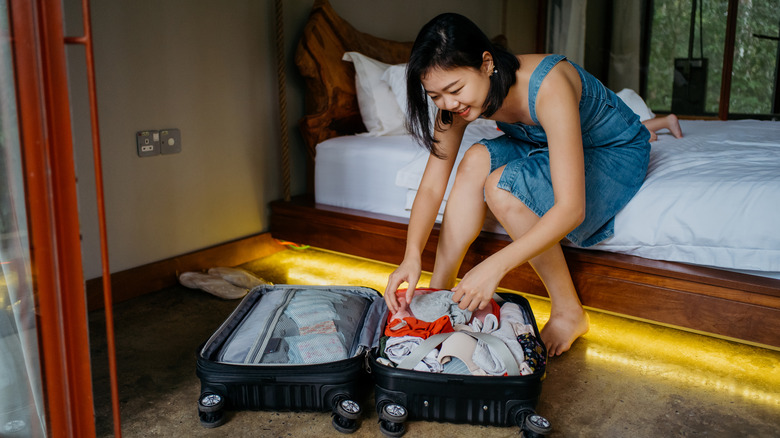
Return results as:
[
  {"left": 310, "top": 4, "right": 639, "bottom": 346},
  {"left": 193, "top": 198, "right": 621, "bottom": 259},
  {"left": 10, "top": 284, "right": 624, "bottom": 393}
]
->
[
  {"left": 409, "top": 290, "right": 472, "bottom": 325},
  {"left": 385, "top": 335, "right": 443, "bottom": 373}
]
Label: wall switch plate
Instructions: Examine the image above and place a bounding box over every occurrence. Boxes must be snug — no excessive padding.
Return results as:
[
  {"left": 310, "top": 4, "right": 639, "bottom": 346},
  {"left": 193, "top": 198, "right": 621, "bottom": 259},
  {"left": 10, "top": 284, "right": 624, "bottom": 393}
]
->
[
  {"left": 136, "top": 130, "right": 160, "bottom": 157},
  {"left": 160, "top": 128, "right": 181, "bottom": 154}
]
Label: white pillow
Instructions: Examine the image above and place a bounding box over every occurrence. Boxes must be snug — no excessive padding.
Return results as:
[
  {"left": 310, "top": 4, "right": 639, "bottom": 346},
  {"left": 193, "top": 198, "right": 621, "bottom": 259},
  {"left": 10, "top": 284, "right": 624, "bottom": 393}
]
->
[
  {"left": 616, "top": 88, "right": 655, "bottom": 122},
  {"left": 381, "top": 64, "right": 411, "bottom": 114},
  {"left": 342, "top": 52, "right": 406, "bottom": 136},
  {"left": 382, "top": 63, "right": 437, "bottom": 126}
]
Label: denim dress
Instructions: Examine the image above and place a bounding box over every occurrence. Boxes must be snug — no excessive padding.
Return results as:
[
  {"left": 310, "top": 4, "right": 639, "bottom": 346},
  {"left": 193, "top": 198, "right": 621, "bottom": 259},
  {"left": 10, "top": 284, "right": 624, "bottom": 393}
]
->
[{"left": 481, "top": 54, "right": 651, "bottom": 247}]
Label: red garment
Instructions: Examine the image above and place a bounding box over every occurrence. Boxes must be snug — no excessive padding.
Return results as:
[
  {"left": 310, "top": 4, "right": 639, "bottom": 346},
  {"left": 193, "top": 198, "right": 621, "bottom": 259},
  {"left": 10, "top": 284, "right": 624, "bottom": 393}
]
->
[
  {"left": 386, "top": 288, "right": 452, "bottom": 338},
  {"left": 384, "top": 315, "right": 454, "bottom": 339}
]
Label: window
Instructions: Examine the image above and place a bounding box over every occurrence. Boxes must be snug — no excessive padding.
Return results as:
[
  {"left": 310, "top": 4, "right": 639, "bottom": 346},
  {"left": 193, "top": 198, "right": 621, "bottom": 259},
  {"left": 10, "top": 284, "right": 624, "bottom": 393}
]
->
[{"left": 645, "top": 0, "right": 780, "bottom": 118}]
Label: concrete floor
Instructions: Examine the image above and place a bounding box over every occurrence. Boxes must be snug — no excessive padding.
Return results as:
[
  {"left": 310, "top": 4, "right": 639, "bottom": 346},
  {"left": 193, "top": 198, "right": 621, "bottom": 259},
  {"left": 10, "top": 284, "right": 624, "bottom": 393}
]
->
[{"left": 89, "top": 247, "right": 780, "bottom": 437}]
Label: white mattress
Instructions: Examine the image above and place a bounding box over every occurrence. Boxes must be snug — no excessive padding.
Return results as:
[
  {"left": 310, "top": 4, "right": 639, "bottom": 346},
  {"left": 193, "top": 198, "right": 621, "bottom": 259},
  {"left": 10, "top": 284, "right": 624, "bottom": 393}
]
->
[{"left": 314, "top": 120, "right": 780, "bottom": 278}]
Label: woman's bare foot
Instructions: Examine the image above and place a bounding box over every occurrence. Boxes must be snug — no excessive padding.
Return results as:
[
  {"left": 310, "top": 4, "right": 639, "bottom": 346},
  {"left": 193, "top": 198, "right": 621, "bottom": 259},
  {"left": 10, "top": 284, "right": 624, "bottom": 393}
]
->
[
  {"left": 666, "top": 114, "right": 683, "bottom": 138},
  {"left": 541, "top": 309, "right": 590, "bottom": 356}
]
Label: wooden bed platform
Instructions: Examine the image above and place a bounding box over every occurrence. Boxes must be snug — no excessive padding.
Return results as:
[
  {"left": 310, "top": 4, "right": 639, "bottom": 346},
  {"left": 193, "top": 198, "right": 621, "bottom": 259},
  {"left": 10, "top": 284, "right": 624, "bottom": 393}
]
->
[
  {"left": 271, "top": 197, "right": 780, "bottom": 348},
  {"left": 273, "top": 0, "right": 780, "bottom": 349}
]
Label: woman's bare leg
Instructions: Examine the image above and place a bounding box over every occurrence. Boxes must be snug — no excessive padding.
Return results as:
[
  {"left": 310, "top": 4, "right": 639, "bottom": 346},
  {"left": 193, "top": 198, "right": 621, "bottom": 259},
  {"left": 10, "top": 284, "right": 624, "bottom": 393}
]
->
[
  {"left": 430, "top": 145, "right": 491, "bottom": 289},
  {"left": 484, "top": 167, "right": 589, "bottom": 356}
]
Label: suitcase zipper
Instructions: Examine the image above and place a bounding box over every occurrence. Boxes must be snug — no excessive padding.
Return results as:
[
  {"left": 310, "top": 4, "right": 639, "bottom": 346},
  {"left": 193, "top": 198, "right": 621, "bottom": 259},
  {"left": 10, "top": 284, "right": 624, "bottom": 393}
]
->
[{"left": 245, "top": 288, "right": 296, "bottom": 364}]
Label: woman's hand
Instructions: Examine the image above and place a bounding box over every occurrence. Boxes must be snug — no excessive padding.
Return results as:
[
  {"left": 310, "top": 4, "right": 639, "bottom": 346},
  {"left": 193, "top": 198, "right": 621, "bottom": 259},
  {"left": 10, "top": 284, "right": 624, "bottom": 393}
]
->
[
  {"left": 451, "top": 259, "right": 503, "bottom": 311},
  {"left": 384, "top": 257, "right": 422, "bottom": 313}
]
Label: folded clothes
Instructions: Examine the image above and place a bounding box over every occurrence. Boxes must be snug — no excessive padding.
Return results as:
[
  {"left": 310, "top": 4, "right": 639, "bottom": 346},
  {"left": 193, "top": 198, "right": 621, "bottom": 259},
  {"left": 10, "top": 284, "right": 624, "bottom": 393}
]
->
[
  {"left": 410, "top": 290, "right": 472, "bottom": 325},
  {"left": 285, "top": 305, "right": 338, "bottom": 327},
  {"left": 287, "top": 333, "right": 347, "bottom": 364},
  {"left": 299, "top": 320, "right": 338, "bottom": 336},
  {"left": 385, "top": 335, "right": 443, "bottom": 372}
]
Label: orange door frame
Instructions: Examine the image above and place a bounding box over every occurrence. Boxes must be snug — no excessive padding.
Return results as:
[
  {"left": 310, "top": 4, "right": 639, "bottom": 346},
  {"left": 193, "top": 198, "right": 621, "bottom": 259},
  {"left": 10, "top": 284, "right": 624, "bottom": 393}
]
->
[{"left": 9, "top": 0, "right": 119, "bottom": 436}]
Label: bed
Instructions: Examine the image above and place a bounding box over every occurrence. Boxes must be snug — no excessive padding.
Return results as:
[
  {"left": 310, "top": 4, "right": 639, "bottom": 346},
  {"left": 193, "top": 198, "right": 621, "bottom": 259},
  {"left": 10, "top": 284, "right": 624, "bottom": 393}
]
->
[{"left": 270, "top": 0, "right": 780, "bottom": 348}]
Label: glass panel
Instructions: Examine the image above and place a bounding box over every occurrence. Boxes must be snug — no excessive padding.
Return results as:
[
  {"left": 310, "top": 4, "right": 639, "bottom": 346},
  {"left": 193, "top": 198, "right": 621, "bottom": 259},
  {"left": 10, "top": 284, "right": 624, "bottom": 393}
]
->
[
  {"left": 730, "top": 1, "right": 780, "bottom": 115},
  {"left": 646, "top": 0, "right": 728, "bottom": 115},
  {"left": 0, "top": 1, "right": 46, "bottom": 436}
]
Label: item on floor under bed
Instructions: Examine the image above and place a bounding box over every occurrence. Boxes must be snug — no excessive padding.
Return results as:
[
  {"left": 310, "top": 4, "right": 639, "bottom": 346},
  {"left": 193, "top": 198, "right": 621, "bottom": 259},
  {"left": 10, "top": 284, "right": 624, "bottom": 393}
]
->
[
  {"left": 178, "top": 267, "right": 270, "bottom": 300},
  {"left": 178, "top": 271, "right": 249, "bottom": 300},
  {"left": 207, "top": 266, "right": 270, "bottom": 289}
]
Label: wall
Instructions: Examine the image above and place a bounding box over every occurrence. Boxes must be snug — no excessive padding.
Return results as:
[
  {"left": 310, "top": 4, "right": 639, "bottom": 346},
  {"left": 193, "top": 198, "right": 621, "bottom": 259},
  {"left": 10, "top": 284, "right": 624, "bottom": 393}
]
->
[{"left": 65, "top": 0, "right": 537, "bottom": 280}]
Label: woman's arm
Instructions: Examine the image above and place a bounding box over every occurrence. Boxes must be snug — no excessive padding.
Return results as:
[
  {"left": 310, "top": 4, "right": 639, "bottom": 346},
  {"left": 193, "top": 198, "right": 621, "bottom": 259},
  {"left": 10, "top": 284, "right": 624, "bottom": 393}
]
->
[
  {"left": 384, "top": 114, "right": 468, "bottom": 312},
  {"left": 452, "top": 63, "right": 587, "bottom": 310}
]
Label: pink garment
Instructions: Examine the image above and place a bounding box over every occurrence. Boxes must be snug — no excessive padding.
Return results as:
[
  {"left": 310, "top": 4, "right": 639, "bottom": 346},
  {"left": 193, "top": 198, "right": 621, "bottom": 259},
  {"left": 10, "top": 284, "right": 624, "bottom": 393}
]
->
[
  {"left": 471, "top": 298, "right": 501, "bottom": 324},
  {"left": 388, "top": 288, "right": 440, "bottom": 321}
]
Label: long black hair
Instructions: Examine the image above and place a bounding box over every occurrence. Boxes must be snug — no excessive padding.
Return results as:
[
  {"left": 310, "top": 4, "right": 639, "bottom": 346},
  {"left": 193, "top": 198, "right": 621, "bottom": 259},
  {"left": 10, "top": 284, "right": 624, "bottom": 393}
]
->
[{"left": 406, "top": 13, "right": 519, "bottom": 157}]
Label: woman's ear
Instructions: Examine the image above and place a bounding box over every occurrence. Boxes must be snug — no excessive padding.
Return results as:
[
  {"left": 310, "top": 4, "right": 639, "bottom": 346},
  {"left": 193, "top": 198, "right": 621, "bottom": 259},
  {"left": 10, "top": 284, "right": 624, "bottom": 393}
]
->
[{"left": 482, "top": 51, "right": 494, "bottom": 74}]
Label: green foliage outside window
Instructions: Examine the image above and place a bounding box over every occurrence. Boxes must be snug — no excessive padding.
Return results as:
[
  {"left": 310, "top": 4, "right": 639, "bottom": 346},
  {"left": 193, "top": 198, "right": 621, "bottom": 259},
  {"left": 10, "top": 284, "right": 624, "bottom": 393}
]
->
[{"left": 646, "top": 0, "right": 779, "bottom": 115}]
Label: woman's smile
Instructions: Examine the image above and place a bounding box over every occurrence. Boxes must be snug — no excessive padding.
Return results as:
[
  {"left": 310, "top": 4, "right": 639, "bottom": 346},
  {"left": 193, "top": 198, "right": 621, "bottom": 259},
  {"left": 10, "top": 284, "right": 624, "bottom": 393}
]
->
[{"left": 456, "top": 107, "right": 471, "bottom": 117}]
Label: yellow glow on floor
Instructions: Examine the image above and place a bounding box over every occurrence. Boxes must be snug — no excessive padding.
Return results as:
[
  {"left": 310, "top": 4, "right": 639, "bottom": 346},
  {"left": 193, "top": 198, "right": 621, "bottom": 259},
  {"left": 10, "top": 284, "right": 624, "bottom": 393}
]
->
[{"left": 243, "top": 246, "right": 780, "bottom": 410}]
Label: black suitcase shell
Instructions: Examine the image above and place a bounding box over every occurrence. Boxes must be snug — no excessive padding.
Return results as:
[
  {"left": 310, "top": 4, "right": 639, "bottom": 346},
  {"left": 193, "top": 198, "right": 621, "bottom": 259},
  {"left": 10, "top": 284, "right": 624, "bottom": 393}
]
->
[
  {"left": 195, "top": 284, "right": 386, "bottom": 431},
  {"left": 370, "top": 293, "right": 551, "bottom": 437},
  {"left": 195, "top": 286, "right": 550, "bottom": 436}
]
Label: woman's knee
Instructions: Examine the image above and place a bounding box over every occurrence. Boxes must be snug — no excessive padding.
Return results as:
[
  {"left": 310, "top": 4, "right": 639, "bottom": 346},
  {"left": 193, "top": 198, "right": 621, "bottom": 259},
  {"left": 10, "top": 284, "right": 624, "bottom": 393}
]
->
[
  {"left": 484, "top": 168, "right": 535, "bottom": 221},
  {"left": 484, "top": 168, "right": 507, "bottom": 208},
  {"left": 454, "top": 144, "right": 491, "bottom": 184}
]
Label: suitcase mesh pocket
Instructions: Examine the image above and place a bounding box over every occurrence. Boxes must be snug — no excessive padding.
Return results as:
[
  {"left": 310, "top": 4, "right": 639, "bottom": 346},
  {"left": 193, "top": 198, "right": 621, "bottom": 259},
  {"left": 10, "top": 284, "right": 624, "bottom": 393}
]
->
[{"left": 219, "top": 288, "right": 372, "bottom": 365}]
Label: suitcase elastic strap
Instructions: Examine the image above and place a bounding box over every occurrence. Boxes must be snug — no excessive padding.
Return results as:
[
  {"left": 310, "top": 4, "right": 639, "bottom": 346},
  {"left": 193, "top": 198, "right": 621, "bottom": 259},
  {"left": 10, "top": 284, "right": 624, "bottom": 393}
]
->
[{"left": 396, "top": 331, "right": 521, "bottom": 376}]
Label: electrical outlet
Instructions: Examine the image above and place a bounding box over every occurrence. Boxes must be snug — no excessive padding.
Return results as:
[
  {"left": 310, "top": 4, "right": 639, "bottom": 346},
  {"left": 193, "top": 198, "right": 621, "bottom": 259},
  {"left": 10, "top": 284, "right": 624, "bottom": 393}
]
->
[
  {"left": 136, "top": 130, "right": 160, "bottom": 157},
  {"left": 160, "top": 128, "right": 181, "bottom": 154}
]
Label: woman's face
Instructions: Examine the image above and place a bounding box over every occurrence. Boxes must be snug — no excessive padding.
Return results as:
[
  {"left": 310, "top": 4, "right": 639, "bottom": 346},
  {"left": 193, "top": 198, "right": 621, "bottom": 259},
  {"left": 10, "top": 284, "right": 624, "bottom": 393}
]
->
[{"left": 421, "top": 65, "right": 491, "bottom": 121}]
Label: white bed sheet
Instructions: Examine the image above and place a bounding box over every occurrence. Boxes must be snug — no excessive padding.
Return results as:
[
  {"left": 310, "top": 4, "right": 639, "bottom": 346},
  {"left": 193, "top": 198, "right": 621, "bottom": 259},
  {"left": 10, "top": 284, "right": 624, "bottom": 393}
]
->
[
  {"left": 314, "top": 133, "right": 426, "bottom": 218},
  {"left": 315, "top": 121, "right": 501, "bottom": 218},
  {"left": 315, "top": 119, "right": 780, "bottom": 277}
]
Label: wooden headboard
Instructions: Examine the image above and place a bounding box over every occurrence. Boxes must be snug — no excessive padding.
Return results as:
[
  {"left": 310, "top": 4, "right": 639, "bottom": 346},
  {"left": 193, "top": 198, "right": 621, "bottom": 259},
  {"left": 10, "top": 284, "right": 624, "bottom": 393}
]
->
[{"left": 294, "top": 0, "right": 413, "bottom": 164}]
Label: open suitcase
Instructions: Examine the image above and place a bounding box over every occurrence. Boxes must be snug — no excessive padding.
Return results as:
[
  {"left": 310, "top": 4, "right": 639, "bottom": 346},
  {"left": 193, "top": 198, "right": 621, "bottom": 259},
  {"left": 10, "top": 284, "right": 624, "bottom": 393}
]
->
[
  {"left": 195, "top": 285, "right": 386, "bottom": 432},
  {"left": 370, "top": 290, "right": 551, "bottom": 437},
  {"left": 195, "top": 284, "right": 551, "bottom": 436}
]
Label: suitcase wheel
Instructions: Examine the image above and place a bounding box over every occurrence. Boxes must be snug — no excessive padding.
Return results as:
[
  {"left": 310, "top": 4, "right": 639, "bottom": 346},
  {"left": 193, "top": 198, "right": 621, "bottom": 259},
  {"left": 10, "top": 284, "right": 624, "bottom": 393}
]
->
[
  {"left": 335, "top": 398, "right": 362, "bottom": 420},
  {"left": 331, "top": 397, "right": 362, "bottom": 434},
  {"left": 198, "top": 392, "right": 226, "bottom": 428},
  {"left": 524, "top": 413, "right": 552, "bottom": 436},
  {"left": 378, "top": 417, "right": 405, "bottom": 438},
  {"left": 331, "top": 412, "right": 359, "bottom": 434},
  {"left": 514, "top": 408, "right": 552, "bottom": 437},
  {"left": 377, "top": 402, "right": 407, "bottom": 438},
  {"left": 378, "top": 402, "right": 407, "bottom": 423}
]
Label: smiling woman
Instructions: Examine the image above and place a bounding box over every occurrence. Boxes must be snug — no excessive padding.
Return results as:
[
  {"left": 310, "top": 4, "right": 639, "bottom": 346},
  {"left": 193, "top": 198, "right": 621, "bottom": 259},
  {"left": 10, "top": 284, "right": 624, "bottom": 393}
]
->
[{"left": 383, "top": 12, "right": 652, "bottom": 357}]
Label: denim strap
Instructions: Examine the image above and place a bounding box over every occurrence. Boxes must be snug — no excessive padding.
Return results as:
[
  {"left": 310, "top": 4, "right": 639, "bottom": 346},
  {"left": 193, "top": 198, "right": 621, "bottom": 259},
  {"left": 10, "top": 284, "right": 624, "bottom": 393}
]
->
[{"left": 528, "top": 54, "right": 567, "bottom": 125}]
